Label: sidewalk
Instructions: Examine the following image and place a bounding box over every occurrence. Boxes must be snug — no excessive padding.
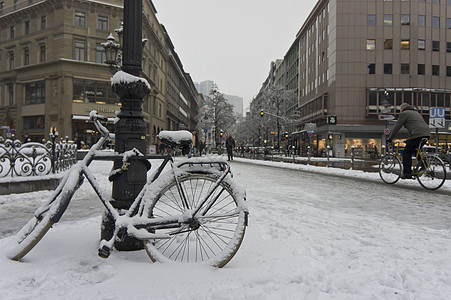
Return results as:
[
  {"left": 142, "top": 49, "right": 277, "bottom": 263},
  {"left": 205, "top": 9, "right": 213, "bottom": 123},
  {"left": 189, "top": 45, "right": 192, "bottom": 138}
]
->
[{"left": 237, "top": 153, "right": 381, "bottom": 173}]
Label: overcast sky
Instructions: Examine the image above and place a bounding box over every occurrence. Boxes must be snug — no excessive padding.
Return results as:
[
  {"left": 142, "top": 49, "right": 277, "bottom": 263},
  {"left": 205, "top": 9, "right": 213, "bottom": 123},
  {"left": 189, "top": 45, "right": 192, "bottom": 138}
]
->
[{"left": 152, "top": 0, "right": 317, "bottom": 112}]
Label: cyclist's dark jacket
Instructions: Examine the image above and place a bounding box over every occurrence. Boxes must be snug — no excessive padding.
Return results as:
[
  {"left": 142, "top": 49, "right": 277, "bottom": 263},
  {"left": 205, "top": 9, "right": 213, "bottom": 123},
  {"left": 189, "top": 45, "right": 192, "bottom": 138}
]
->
[{"left": 388, "top": 107, "right": 430, "bottom": 140}]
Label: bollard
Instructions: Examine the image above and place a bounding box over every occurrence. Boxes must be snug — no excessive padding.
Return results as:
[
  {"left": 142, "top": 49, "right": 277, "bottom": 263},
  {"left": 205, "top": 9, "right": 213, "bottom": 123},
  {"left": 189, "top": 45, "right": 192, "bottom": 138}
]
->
[
  {"left": 292, "top": 146, "right": 296, "bottom": 163},
  {"left": 381, "top": 144, "right": 386, "bottom": 158},
  {"left": 307, "top": 146, "right": 311, "bottom": 165},
  {"left": 351, "top": 145, "right": 355, "bottom": 170},
  {"left": 326, "top": 145, "right": 330, "bottom": 167}
]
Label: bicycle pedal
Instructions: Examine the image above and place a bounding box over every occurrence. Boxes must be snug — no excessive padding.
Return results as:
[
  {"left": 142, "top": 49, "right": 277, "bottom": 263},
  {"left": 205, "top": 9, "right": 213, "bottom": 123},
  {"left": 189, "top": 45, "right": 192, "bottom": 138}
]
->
[{"left": 98, "top": 246, "right": 111, "bottom": 258}]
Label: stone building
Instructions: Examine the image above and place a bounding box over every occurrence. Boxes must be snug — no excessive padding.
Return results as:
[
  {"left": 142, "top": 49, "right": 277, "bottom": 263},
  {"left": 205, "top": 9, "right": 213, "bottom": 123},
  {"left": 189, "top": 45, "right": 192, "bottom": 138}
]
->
[{"left": 0, "top": 0, "right": 176, "bottom": 151}]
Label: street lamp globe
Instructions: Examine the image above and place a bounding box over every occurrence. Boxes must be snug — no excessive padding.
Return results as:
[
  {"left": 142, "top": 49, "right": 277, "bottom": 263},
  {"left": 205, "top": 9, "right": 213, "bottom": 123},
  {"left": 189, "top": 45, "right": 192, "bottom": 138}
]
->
[{"left": 102, "top": 33, "right": 120, "bottom": 66}]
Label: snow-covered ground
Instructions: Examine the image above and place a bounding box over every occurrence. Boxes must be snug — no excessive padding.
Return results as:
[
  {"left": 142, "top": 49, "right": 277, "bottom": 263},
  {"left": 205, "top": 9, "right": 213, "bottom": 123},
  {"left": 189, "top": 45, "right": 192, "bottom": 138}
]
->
[{"left": 1, "top": 157, "right": 451, "bottom": 299}]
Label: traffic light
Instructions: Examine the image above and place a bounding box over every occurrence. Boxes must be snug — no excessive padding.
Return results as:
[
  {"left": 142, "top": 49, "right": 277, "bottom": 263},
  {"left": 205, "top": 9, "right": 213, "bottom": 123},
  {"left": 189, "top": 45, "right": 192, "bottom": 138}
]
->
[
  {"left": 220, "top": 131, "right": 223, "bottom": 137},
  {"left": 327, "top": 115, "right": 337, "bottom": 125},
  {"left": 260, "top": 110, "right": 264, "bottom": 118},
  {"left": 328, "top": 134, "right": 333, "bottom": 140}
]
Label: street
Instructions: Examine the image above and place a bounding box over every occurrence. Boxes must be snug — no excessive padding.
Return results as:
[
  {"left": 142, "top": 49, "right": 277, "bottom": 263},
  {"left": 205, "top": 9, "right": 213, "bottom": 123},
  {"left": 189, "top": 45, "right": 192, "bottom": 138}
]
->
[{"left": 1, "top": 158, "right": 451, "bottom": 299}]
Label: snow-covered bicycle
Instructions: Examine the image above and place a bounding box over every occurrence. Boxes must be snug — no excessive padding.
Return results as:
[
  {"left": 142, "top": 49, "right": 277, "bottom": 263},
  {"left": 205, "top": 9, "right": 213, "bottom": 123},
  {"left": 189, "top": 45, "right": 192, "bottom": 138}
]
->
[{"left": 6, "top": 111, "right": 248, "bottom": 268}]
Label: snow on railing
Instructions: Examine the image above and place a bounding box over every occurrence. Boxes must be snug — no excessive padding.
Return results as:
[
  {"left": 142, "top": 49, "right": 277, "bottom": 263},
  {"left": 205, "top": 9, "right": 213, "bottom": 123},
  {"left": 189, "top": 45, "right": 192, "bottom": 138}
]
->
[{"left": 0, "top": 138, "right": 77, "bottom": 178}]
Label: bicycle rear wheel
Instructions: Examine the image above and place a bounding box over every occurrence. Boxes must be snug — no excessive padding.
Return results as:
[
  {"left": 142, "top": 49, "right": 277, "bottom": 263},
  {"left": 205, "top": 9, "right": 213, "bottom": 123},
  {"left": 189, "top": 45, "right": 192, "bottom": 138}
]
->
[
  {"left": 417, "top": 155, "right": 446, "bottom": 190},
  {"left": 143, "top": 173, "right": 247, "bottom": 268},
  {"left": 379, "top": 154, "right": 402, "bottom": 184}
]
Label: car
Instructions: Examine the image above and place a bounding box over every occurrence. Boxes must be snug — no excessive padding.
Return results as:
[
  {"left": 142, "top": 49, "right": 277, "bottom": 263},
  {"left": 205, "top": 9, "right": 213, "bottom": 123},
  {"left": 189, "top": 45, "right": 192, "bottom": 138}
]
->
[{"left": 422, "top": 146, "right": 450, "bottom": 164}]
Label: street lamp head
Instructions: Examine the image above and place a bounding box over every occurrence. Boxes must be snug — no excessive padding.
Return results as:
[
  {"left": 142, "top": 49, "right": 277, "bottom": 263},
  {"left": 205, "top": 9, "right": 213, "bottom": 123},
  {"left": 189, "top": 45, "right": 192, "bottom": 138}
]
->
[{"left": 102, "top": 33, "right": 120, "bottom": 67}]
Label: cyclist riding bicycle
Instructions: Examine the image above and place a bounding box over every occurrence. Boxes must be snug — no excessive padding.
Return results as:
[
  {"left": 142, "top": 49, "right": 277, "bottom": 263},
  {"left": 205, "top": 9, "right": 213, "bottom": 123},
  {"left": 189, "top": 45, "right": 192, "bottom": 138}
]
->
[{"left": 386, "top": 102, "right": 430, "bottom": 179}]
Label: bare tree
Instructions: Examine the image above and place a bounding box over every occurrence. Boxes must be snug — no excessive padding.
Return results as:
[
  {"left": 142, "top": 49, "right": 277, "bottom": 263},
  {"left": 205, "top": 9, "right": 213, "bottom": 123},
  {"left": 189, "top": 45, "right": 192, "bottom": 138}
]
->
[{"left": 203, "top": 86, "right": 236, "bottom": 147}]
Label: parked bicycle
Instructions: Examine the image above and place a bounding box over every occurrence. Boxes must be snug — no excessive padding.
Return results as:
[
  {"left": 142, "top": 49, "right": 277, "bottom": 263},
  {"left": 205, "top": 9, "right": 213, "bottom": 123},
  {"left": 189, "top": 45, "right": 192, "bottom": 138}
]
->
[
  {"left": 6, "top": 111, "right": 248, "bottom": 268},
  {"left": 379, "top": 139, "right": 446, "bottom": 190}
]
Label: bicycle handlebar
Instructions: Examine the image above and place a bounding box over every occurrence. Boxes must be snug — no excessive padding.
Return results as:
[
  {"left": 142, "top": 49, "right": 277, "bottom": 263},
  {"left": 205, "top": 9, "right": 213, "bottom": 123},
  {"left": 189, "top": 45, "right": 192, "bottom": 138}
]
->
[{"left": 89, "top": 110, "right": 112, "bottom": 138}]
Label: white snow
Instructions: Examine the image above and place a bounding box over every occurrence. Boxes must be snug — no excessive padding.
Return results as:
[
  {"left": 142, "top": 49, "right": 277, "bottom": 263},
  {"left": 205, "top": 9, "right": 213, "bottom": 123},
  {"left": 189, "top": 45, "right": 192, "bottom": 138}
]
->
[
  {"left": 111, "top": 70, "right": 151, "bottom": 90},
  {"left": 0, "top": 156, "right": 451, "bottom": 299}
]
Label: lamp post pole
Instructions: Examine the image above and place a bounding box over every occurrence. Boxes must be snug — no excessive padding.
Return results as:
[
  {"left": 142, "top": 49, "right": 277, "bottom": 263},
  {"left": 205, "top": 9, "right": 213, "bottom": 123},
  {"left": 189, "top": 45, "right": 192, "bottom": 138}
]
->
[{"left": 101, "top": 0, "right": 150, "bottom": 251}]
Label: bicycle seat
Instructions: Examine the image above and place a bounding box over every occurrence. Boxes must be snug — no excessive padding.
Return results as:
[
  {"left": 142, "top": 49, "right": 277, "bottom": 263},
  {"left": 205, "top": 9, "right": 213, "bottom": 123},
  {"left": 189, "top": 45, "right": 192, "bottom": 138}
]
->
[{"left": 159, "top": 130, "right": 193, "bottom": 149}]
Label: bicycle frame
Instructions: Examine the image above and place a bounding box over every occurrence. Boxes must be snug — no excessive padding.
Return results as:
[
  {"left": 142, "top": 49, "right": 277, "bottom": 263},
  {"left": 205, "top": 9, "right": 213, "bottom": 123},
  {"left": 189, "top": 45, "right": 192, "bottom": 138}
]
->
[
  {"left": 388, "top": 140, "right": 429, "bottom": 175},
  {"left": 33, "top": 111, "right": 237, "bottom": 256}
]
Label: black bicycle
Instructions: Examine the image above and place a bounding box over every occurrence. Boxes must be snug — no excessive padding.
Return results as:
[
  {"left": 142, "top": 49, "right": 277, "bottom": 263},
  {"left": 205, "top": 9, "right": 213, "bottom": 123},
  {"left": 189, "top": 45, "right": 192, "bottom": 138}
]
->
[{"left": 6, "top": 111, "right": 248, "bottom": 268}]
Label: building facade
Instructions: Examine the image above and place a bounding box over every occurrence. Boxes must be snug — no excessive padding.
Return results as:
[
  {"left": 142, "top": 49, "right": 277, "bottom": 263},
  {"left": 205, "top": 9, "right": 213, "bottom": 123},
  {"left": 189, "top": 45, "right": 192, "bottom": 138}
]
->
[
  {"left": 285, "top": 0, "right": 451, "bottom": 157},
  {"left": 0, "top": 0, "right": 198, "bottom": 152}
]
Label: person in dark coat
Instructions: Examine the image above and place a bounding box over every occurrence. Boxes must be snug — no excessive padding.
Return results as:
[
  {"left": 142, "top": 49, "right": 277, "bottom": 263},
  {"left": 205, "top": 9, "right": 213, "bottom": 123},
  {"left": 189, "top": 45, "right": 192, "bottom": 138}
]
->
[
  {"left": 387, "top": 103, "right": 431, "bottom": 179},
  {"left": 226, "top": 135, "right": 235, "bottom": 161}
]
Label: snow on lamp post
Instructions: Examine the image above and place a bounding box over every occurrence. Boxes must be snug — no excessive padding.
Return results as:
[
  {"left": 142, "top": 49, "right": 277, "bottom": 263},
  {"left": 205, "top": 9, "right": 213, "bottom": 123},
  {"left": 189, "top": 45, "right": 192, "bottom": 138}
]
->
[{"left": 100, "top": 0, "right": 150, "bottom": 252}]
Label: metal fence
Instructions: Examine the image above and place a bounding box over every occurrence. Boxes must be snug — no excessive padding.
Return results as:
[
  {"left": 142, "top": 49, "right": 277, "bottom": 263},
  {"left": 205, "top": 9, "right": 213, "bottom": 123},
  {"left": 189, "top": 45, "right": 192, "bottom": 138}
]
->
[{"left": 0, "top": 138, "right": 77, "bottom": 178}]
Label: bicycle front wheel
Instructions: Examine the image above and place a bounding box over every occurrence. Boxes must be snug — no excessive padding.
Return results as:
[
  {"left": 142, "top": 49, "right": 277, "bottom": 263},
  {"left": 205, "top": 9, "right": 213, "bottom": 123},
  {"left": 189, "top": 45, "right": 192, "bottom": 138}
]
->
[
  {"left": 143, "top": 173, "right": 247, "bottom": 267},
  {"left": 379, "top": 154, "right": 402, "bottom": 184},
  {"left": 417, "top": 155, "right": 446, "bottom": 190}
]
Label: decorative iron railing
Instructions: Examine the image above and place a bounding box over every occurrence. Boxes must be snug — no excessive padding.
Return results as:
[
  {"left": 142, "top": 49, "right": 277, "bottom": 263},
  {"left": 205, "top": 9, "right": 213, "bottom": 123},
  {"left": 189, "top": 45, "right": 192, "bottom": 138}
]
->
[{"left": 0, "top": 137, "right": 77, "bottom": 178}]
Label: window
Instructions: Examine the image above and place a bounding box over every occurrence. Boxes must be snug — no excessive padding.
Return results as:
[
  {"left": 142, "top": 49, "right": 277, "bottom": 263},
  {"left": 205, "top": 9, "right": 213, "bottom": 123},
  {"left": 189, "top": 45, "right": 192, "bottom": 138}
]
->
[
  {"left": 25, "top": 81, "right": 46, "bottom": 105},
  {"left": 23, "top": 116, "right": 45, "bottom": 130},
  {"left": 418, "top": 15, "right": 426, "bottom": 27},
  {"left": 25, "top": 20, "right": 30, "bottom": 34},
  {"left": 401, "top": 15, "right": 410, "bottom": 25},
  {"left": 418, "top": 40, "right": 425, "bottom": 50},
  {"left": 74, "top": 41, "right": 85, "bottom": 61},
  {"left": 9, "top": 51, "right": 14, "bottom": 70},
  {"left": 41, "top": 15, "right": 46, "bottom": 30},
  {"left": 10, "top": 25, "right": 14, "bottom": 39},
  {"left": 418, "top": 64, "right": 425, "bottom": 75},
  {"left": 433, "top": 41, "right": 440, "bottom": 51},
  {"left": 433, "top": 0, "right": 440, "bottom": 3},
  {"left": 432, "top": 65, "right": 440, "bottom": 76},
  {"left": 448, "top": 0, "right": 451, "bottom": 4},
  {"left": 384, "top": 39, "right": 393, "bottom": 49},
  {"left": 401, "top": 64, "right": 410, "bottom": 74},
  {"left": 447, "top": 66, "right": 451, "bottom": 77},
  {"left": 384, "top": 64, "right": 392, "bottom": 74},
  {"left": 447, "top": 42, "right": 451, "bottom": 52},
  {"left": 433, "top": 16, "right": 440, "bottom": 28},
  {"left": 24, "top": 48, "right": 29, "bottom": 66},
  {"left": 73, "top": 79, "right": 118, "bottom": 104},
  {"left": 367, "top": 63, "right": 376, "bottom": 74},
  {"left": 401, "top": 40, "right": 410, "bottom": 50},
  {"left": 98, "top": 15, "right": 108, "bottom": 30},
  {"left": 0, "top": 2, "right": 4, "bottom": 15},
  {"left": 448, "top": 18, "right": 451, "bottom": 29},
  {"left": 96, "top": 44, "right": 106, "bottom": 64},
  {"left": 40, "top": 44, "right": 46, "bottom": 62},
  {"left": 8, "top": 84, "right": 14, "bottom": 105},
  {"left": 384, "top": 15, "right": 393, "bottom": 26},
  {"left": 366, "top": 39, "right": 376, "bottom": 50},
  {"left": 75, "top": 11, "right": 86, "bottom": 27},
  {"left": 13, "top": 0, "right": 17, "bottom": 9},
  {"left": 367, "top": 15, "right": 376, "bottom": 26}
]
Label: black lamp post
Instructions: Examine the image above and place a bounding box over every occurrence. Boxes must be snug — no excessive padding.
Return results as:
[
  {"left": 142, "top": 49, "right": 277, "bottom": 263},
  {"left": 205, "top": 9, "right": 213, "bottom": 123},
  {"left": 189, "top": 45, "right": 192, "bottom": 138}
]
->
[{"left": 101, "top": 0, "right": 150, "bottom": 251}]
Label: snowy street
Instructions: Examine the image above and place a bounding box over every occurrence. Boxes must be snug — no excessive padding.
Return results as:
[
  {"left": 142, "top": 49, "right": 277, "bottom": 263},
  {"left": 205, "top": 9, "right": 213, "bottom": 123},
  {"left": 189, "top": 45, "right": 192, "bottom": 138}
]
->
[{"left": 1, "top": 158, "right": 451, "bottom": 299}]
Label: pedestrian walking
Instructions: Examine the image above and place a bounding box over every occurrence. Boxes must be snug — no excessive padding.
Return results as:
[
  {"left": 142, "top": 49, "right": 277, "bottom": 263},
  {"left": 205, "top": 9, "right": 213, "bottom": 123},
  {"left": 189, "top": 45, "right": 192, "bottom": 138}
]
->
[
  {"left": 226, "top": 135, "right": 235, "bottom": 161},
  {"left": 188, "top": 130, "right": 198, "bottom": 158}
]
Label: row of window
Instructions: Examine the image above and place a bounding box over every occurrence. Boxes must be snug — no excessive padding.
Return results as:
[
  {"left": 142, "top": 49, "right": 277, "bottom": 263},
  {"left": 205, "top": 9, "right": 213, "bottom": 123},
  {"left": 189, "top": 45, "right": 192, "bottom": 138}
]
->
[
  {"left": 368, "top": 90, "right": 451, "bottom": 116},
  {"left": 367, "top": 63, "right": 451, "bottom": 76},
  {"left": 372, "top": 0, "right": 451, "bottom": 4},
  {"left": 367, "top": 14, "right": 447, "bottom": 28},
  {"left": 367, "top": 39, "right": 451, "bottom": 51},
  {"left": 7, "top": 41, "right": 107, "bottom": 70},
  {"left": 4, "top": 13, "right": 109, "bottom": 41}
]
